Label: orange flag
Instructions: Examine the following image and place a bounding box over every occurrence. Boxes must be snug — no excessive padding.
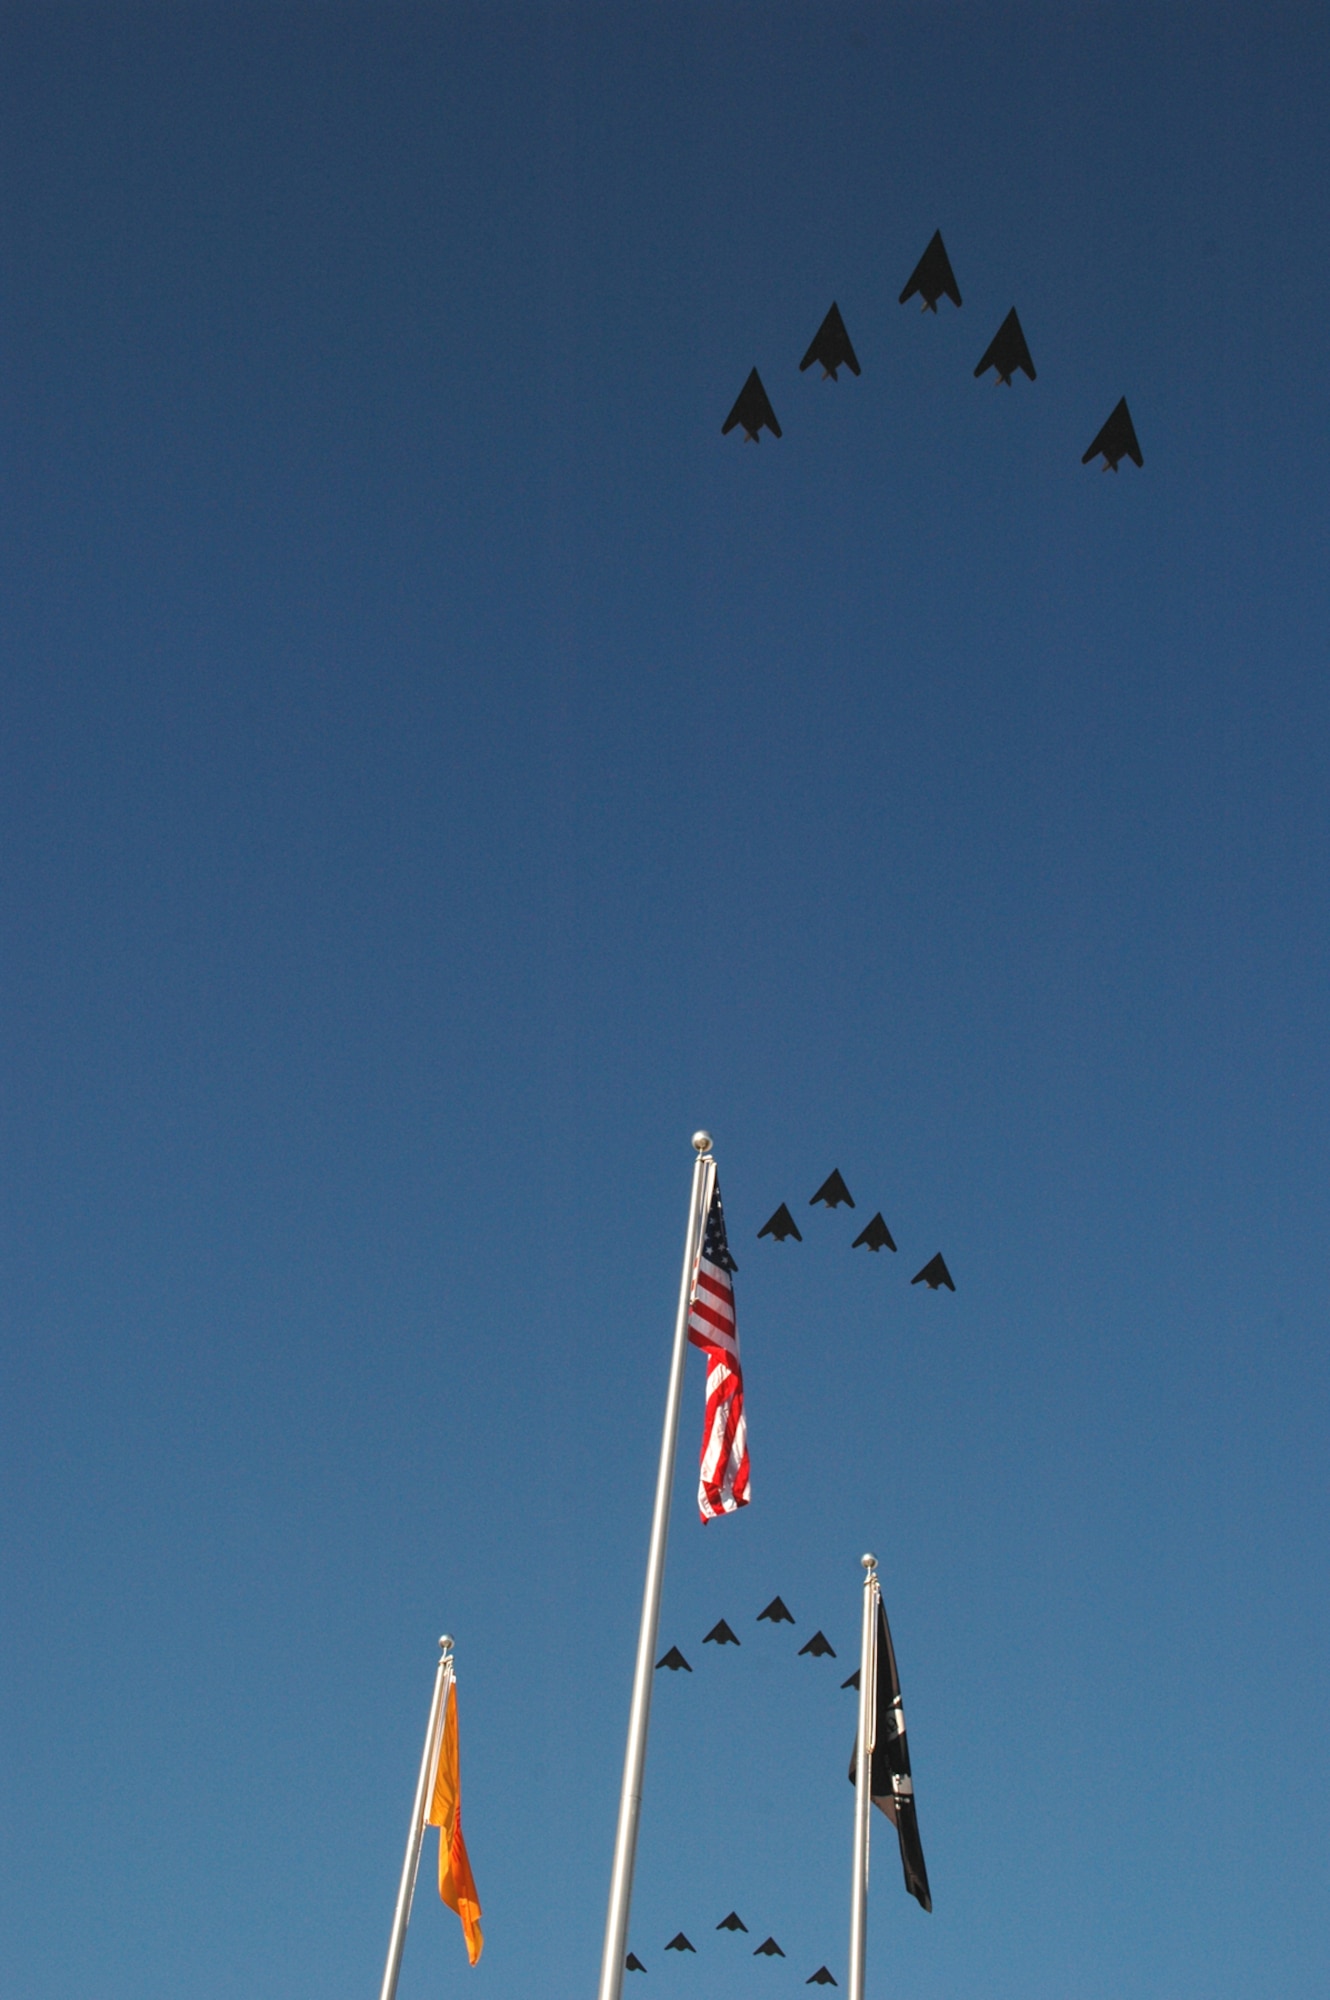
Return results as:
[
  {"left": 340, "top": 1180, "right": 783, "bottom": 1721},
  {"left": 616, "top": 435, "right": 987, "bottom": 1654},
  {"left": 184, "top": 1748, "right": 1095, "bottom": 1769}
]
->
[{"left": 427, "top": 1681, "right": 484, "bottom": 1965}]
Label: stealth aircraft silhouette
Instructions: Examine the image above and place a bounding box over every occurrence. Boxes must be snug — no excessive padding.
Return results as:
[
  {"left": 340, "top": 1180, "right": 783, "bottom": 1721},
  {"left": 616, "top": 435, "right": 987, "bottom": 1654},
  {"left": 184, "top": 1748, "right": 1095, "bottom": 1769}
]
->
[
  {"left": 852, "top": 1213, "right": 897, "bottom": 1252},
  {"left": 758, "top": 1203, "right": 802, "bottom": 1242},
  {"left": 758, "top": 1596, "right": 795, "bottom": 1624},
  {"left": 723, "top": 368, "right": 782, "bottom": 442},
  {"left": 810, "top": 1169, "right": 855, "bottom": 1209},
  {"left": 754, "top": 1938, "right": 786, "bottom": 1958},
  {"left": 800, "top": 1630, "right": 837, "bottom": 1658},
  {"left": 800, "top": 302, "right": 861, "bottom": 380},
  {"left": 666, "top": 1935, "right": 696, "bottom": 1953},
  {"left": 910, "top": 1254, "right": 955, "bottom": 1292},
  {"left": 1082, "top": 397, "right": 1142, "bottom": 470},
  {"left": 626, "top": 1953, "right": 646, "bottom": 1972},
  {"left": 807, "top": 1971, "right": 839, "bottom": 1987},
  {"left": 704, "top": 1619, "right": 740, "bottom": 1647},
  {"left": 899, "top": 230, "right": 962, "bottom": 311},
  {"left": 717, "top": 1913, "right": 749, "bottom": 1932},
  {"left": 974, "top": 307, "right": 1036, "bottom": 384},
  {"left": 655, "top": 1646, "right": 692, "bottom": 1672}
]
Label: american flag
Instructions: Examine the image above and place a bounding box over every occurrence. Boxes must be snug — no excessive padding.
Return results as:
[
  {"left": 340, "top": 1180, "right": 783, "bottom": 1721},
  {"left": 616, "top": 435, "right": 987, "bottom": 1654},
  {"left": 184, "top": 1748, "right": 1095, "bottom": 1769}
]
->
[{"left": 686, "top": 1179, "right": 750, "bottom": 1521}]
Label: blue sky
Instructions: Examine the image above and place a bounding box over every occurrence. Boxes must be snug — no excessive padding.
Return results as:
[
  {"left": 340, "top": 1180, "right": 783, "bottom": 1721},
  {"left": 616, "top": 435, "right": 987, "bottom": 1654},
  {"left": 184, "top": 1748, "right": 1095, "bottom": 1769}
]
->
[{"left": 2, "top": 6, "right": 1328, "bottom": 1998}]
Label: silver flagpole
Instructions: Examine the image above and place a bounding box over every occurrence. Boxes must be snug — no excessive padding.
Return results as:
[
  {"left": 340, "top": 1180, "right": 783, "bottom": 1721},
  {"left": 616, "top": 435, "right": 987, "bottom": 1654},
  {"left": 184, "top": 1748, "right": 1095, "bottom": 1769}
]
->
[
  {"left": 848, "top": 1554, "right": 879, "bottom": 2000},
  {"left": 596, "top": 1132, "right": 716, "bottom": 2000},
  {"left": 378, "top": 1635, "right": 454, "bottom": 2000}
]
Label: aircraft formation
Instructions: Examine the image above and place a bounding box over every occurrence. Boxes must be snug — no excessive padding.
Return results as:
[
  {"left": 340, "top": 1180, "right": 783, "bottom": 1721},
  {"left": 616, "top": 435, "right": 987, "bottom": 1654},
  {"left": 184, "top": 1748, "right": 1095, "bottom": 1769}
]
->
[
  {"left": 625, "top": 1917, "right": 838, "bottom": 1985},
  {"left": 722, "top": 228, "right": 1143, "bottom": 472},
  {"left": 638, "top": 1597, "right": 870, "bottom": 1985},
  {"left": 654, "top": 1594, "right": 849, "bottom": 1675},
  {"left": 759, "top": 1169, "right": 955, "bottom": 1293}
]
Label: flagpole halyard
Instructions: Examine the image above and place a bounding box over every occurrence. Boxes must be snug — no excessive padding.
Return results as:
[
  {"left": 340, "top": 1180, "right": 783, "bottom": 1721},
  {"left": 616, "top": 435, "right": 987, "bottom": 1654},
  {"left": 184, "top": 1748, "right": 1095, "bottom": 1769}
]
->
[
  {"left": 848, "top": 1555, "right": 879, "bottom": 2000},
  {"left": 378, "top": 1636, "right": 454, "bottom": 2000},
  {"left": 596, "top": 1134, "right": 716, "bottom": 2000}
]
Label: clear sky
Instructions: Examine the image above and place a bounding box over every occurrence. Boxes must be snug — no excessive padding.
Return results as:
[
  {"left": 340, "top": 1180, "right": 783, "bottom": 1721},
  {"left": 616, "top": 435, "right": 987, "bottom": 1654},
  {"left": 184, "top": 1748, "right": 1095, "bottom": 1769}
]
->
[{"left": 2, "top": 6, "right": 1328, "bottom": 1999}]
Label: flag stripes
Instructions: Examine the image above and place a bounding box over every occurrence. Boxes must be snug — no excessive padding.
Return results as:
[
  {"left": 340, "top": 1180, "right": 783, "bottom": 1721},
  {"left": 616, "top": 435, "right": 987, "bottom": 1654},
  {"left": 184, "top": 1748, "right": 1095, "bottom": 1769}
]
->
[{"left": 686, "top": 1179, "right": 750, "bottom": 1521}]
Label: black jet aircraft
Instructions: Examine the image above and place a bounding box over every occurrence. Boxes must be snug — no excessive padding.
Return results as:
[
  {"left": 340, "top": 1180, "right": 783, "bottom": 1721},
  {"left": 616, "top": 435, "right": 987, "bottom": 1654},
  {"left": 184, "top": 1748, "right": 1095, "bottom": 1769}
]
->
[
  {"left": 717, "top": 1913, "right": 749, "bottom": 1932},
  {"left": 852, "top": 1212, "right": 897, "bottom": 1253},
  {"left": 841, "top": 1669, "right": 860, "bottom": 1690},
  {"left": 911, "top": 1253, "right": 955, "bottom": 1292},
  {"left": 655, "top": 1645, "right": 692, "bottom": 1671},
  {"left": 807, "top": 1971, "right": 839, "bottom": 1987},
  {"left": 799, "top": 301, "right": 861, "bottom": 380},
  {"left": 800, "top": 1630, "right": 837, "bottom": 1658},
  {"left": 666, "top": 1934, "right": 696, "bottom": 1953},
  {"left": 1082, "top": 397, "right": 1143, "bottom": 470},
  {"left": 810, "top": 1169, "right": 855, "bottom": 1209},
  {"left": 704, "top": 1618, "right": 740, "bottom": 1646},
  {"left": 626, "top": 1953, "right": 647, "bottom": 1972},
  {"left": 758, "top": 1203, "right": 802, "bottom": 1242},
  {"left": 723, "top": 367, "right": 783, "bottom": 441},
  {"left": 754, "top": 1938, "right": 786, "bottom": 1958},
  {"left": 899, "top": 230, "right": 962, "bottom": 311},
  {"left": 758, "top": 1596, "right": 795, "bottom": 1624},
  {"left": 974, "top": 307, "right": 1036, "bottom": 385}
]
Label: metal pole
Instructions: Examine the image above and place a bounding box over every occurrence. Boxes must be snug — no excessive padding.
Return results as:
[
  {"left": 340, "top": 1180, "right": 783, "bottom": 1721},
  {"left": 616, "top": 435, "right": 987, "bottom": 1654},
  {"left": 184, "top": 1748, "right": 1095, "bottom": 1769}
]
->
[
  {"left": 596, "top": 1133, "right": 716, "bottom": 2000},
  {"left": 378, "top": 1636, "right": 454, "bottom": 2000},
  {"left": 848, "top": 1555, "right": 879, "bottom": 2000}
]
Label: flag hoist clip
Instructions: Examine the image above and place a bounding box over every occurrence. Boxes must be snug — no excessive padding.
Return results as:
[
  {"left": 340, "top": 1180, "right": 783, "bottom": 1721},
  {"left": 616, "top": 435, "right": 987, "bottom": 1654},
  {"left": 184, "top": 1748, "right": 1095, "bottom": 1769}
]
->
[{"left": 848, "top": 1555, "right": 880, "bottom": 2000}]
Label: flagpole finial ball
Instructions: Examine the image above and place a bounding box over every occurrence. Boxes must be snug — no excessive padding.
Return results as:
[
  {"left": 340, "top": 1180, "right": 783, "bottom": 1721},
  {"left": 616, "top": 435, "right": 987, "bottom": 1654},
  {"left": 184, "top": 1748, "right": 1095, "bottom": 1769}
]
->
[
  {"left": 861, "top": 1553, "right": 877, "bottom": 1572},
  {"left": 692, "top": 1130, "right": 713, "bottom": 1154},
  {"left": 439, "top": 1635, "right": 453, "bottom": 1651}
]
